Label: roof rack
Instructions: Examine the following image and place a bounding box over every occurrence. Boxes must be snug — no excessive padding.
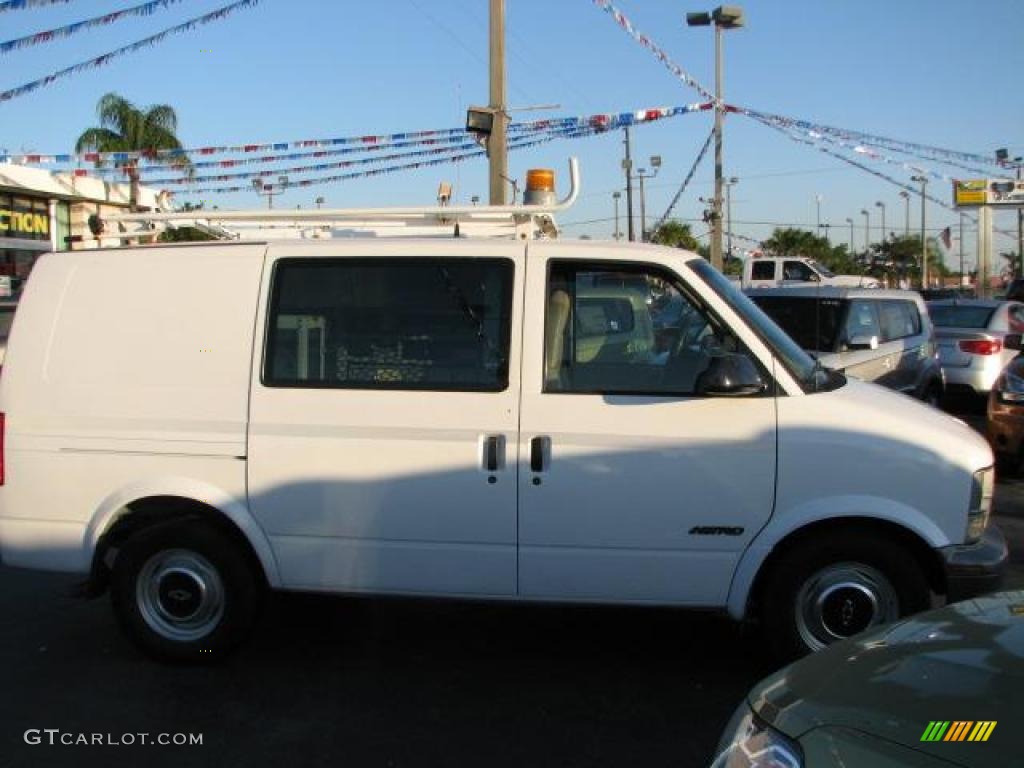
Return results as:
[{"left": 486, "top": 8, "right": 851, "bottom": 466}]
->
[{"left": 100, "top": 158, "right": 580, "bottom": 242}]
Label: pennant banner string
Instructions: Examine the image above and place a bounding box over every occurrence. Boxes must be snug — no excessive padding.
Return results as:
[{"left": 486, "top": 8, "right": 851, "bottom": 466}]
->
[
  {"left": 1, "top": 0, "right": 185, "bottom": 55},
  {"left": 155, "top": 113, "right": 666, "bottom": 187},
  {"left": 183, "top": 124, "right": 612, "bottom": 196},
  {"left": 3, "top": 103, "right": 710, "bottom": 165},
  {"left": 0, "top": 0, "right": 259, "bottom": 104},
  {"left": 0, "top": 0, "right": 73, "bottom": 12},
  {"left": 653, "top": 127, "right": 713, "bottom": 231},
  {"left": 738, "top": 106, "right": 1007, "bottom": 172},
  {"left": 752, "top": 116, "right": 1019, "bottom": 243},
  {"left": 590, "top": 0, "right": 715, "bottom": 103}
]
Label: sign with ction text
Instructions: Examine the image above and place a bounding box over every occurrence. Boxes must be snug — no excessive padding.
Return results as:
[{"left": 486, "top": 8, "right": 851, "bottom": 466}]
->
[{"left": 953, "top": 179, "right": 1024, "bottom": 208}]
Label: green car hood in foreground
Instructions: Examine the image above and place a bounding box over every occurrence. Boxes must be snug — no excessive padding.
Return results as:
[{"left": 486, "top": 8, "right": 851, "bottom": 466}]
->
[{"left": 750, "top": 592, "right": 1024, "bottom": 767}]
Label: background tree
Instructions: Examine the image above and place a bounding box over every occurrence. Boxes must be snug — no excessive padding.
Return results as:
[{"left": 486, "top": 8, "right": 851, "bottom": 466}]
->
[
  {"left": 760, "top": 227, "right": 860, "bottom": 274},
  {"left": 869, "top": 235, "right": 947, "bottom": 286},
  {"left": 649, "top": 220, "right": 700, "bottom": 251},
  {"left": 76, "top": 92, "right": 191, "bottom": 211}
]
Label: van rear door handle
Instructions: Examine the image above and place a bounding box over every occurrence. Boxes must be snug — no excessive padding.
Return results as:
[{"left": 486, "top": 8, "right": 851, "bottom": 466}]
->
[{"left": 530, "top": 436, "right": 548, "bottom": 473}]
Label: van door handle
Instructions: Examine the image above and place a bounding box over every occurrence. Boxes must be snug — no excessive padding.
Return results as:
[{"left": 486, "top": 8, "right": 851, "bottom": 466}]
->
[
  {"left": 484, "top": 435, "right": 502, "bottom": 472},
  {"left": 530, "top": 436, "right": 548, "bottom": 473}
]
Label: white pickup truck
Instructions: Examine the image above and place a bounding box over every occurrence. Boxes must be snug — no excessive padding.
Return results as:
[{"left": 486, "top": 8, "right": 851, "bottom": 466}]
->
[{"left": 743, "top": 256, "right": 880, "bottom": 289}]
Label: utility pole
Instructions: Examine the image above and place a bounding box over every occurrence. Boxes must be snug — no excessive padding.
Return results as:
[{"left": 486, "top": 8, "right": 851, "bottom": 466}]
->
[
  {"left": 726, "top": 177, "right": 738, "bottom": 259},
  {"left": 899, "top": 190, "right": 910, "bottom": 236},
  {"left": 488, "top": 0, "right": 508, "bottom": 205},
  {"left": 622, "top": 127, "right": 635, "bottom": 241},
  {"left": 875, "top": 201, "right": 886, "bottom": 243},
  {"left": 815, "top": 194, "right": 822, "bottom": 232},
  {"left": 845, "top": 217, "right": 854, "bottom": 254}
]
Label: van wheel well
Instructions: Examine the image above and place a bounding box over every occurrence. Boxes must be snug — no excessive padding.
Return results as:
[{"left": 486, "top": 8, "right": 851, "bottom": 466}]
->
[
  {"left": 87, "top": 496, "right": 266, "bottom": 596},
  {"left": 748, "top": 518, "right": 945, "bottom": 617}
]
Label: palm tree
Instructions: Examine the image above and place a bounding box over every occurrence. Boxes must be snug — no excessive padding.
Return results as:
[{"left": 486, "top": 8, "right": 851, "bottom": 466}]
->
[{"left": 75, "top": 92, "right": 190, "bottom": 211}]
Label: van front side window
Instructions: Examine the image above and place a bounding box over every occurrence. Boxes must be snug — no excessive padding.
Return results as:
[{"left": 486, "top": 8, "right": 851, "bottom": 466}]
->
[
  {"left": 265, "top": 257, "right": 513, "bottom": 391},
  {"left": 544, "top": 262, "right": 742, "bottom": 395}
]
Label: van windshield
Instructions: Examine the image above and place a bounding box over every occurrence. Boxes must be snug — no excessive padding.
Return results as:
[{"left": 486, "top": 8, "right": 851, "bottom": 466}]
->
[{"left": 688, "top": 261, "right": 833, "bottom": 392}]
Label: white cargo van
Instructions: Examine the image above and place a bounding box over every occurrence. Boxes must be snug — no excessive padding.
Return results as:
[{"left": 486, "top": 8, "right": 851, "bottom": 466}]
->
[
  {"left": 742, "top": 256, "right": 880, "bottom": 289},
  {"left": 0, "top": 166, "right": 1005, "bottom": 661}
]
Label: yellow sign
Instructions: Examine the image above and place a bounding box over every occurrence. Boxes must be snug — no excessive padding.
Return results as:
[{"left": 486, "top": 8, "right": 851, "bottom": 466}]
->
[
  {"left": 0, "top": 209, "right": 49, "bottom": 238},
  {"left": 953, "top": 180, "right": 988, "bottom": 207}
]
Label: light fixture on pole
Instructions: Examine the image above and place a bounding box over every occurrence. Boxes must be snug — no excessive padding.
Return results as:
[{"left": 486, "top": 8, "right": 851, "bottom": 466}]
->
[
  {"left": 875, "top": 201, "right": 886, "bottom": 243},
  {"left": 845, "top": 217, "right": 855, "bottom": 254},
  {"left": 252, "top": 176, "right": 288, "bottom": 210},
  {"left": 315, "top": 196, "right": 325, "bottom": 210},
  {"left": 861, "top": 208, "right": 871, "bottom": 253},
  {"left": 910, "top": 175, "right": 929, "bottom": 289},
  {"left": 686, "top": 4, "right": 745, "bottom": 270},
  {"left": 899, "top": 190, "right": 910, "bottom": 236},
  {"left": 612, "top": 191, "right": 622, "bottom": 241}
]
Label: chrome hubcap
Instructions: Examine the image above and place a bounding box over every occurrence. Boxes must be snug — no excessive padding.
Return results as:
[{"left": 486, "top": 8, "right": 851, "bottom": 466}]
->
[
  {"left": 137, "top": 550, "right": 224, "bottom": 642},
  {"left": 795, "top": 563, "right": 898, "bottom": 651}
]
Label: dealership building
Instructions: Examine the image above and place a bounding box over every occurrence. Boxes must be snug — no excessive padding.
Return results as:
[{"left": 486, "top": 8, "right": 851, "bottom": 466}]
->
[{"left": 0, "top": 162, "right": 170, "bottom": 291}]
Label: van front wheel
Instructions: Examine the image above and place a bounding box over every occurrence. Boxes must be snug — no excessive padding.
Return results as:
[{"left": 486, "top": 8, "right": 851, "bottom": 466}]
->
[
  {"left": 760, "top": 532, "right": 930, "bottom": 660},
  {"left": 110, "top": 520, "right": 262, "bottom": 662}
]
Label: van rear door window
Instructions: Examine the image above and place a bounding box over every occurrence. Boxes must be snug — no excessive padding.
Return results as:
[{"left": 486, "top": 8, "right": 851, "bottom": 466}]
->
[{"left": 265, "top": 257, "right": 513, "bottom": 391}]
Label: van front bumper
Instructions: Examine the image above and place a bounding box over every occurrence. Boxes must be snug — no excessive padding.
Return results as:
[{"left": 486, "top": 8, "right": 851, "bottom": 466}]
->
[{"left": 940, "top": 524, "right": 1008, "bottom": 603}]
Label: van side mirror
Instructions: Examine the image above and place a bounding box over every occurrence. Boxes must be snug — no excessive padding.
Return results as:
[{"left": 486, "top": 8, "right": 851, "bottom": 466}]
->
[
  {"left": 848, "top": 334, "right": 879, "bottom": 351},
  {"left": 1006, "top": 333, "right": 1023, "bottom": 351},
  {"left": 696, "top": 353, "right": 766, "bottom": 397}
]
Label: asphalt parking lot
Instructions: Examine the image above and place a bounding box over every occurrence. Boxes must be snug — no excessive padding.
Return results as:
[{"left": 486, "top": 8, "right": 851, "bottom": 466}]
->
[{"left": 1, "top": 406, "right": 1022, "bottom": 768}]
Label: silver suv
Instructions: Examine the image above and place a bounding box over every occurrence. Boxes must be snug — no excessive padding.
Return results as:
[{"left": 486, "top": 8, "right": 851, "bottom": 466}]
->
[{"left": 747, "top": 287, "right": 945, "bottom": 404}]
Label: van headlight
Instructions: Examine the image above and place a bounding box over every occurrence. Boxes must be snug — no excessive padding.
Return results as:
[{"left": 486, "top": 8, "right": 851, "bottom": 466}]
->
[
  {"left": 996, "top": 371, "right": 1024, "bottom": 403},
  {"left": 967, "top": 467, "right": 994, "bottom": 543},
  {"left": 712, "top": 705, "right": 803, "bottom": 768}
]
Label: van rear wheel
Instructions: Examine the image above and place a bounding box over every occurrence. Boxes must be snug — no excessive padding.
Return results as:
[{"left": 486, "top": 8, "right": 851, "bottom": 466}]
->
[
  {"left": 760, "top": 531, "right": 930, "bottom": 660},
  {"left": 110, "top": 519, "right": 262, "bottom": 662}
]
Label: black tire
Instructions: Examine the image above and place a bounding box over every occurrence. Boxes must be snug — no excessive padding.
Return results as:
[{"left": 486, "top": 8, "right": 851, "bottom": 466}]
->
[
  {"left": 110, "top": 519, "right": 263, "bottom": 662},
  {"left": 759, "top": 530, "right": 930, "bottom": 662}
]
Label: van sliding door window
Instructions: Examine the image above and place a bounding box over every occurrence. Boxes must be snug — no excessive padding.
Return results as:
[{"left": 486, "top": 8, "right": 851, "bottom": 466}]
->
[{"left": 265, "top": 258, "right": 513, "bottom": 391}]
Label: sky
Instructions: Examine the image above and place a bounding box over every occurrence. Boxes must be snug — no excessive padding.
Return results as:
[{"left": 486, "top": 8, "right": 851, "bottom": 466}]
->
[{"left": 2, "top": 0, "right": 1023, "bottom": 266}]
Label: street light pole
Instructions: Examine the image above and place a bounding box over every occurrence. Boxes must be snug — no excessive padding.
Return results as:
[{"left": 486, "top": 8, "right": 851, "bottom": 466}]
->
[
  {"left": 634, "top": 156, "right": 662, "bottom": 242},
  {"left": 845, "top": 217, "right": 855, "bottom": 254},
  {"left": 875, "top": 201, "right": 886, "bottom": 243},
  {"left": 861, "top": 208, "right": 870, "bottom": 254},
  {"left": 622, "top": 127, "right": 635, "bottom": 242},
  {"left": 911, "top": 175, "right": 928, "bottom": 289},
  {"left": 687, "top": 5, "right": 744, "bottom": 270},
  {"left": 815, "top": 194, "right": 822, "bottom": 232},
  {"left": 725, "top": 176, "right": 738, "bottom": 259},
  {"left": 899, "top": 190, "right": 910, "bottom": 236}
]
